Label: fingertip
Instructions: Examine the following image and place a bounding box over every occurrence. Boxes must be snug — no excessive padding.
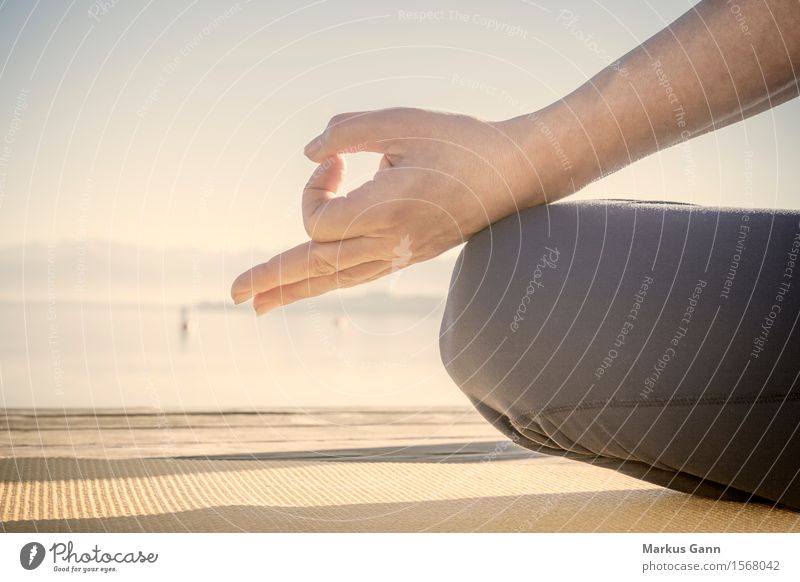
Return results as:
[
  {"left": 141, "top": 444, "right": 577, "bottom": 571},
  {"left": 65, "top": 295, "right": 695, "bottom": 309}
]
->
[
  {"left": 231, "top": 272, "right": 255, "bottom": 304},
  {"left": 254, "top": 300, "right": 277, "bottom": 316},
  {"left": 303, "top": 136, "right": 323, "bottom": 160}
]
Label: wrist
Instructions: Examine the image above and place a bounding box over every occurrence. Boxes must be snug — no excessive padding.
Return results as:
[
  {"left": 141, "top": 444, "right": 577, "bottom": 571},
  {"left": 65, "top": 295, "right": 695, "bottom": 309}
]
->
[{"left": 498, "top": 101, "right": 604, "bottom": 207}]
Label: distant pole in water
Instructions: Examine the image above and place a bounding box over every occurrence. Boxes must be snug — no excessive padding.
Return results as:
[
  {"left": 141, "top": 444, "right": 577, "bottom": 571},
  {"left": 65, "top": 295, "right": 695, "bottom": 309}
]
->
[{"left": 180, "top": 306, "right": 197, "bottom": 334}]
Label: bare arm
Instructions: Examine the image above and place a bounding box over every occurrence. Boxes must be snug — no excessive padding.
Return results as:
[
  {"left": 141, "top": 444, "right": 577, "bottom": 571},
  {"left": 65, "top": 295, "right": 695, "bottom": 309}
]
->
[
  {"left": 232, "top": 0, "right": 800, "bottom": 314},
  {"left": 514, "top": 0, "right": 800, "bottom": 201}
]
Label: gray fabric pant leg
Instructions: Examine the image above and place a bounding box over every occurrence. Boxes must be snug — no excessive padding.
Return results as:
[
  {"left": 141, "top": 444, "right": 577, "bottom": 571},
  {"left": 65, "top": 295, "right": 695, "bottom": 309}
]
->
[{"left": 440, "top": 200, "right": 800, "bottom": 509}]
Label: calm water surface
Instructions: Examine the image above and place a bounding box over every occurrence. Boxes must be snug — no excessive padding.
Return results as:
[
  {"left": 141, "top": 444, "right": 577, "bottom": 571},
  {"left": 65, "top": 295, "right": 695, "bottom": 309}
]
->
[{"left": 0, "top": 300, "right": 467, "bottom": 410}]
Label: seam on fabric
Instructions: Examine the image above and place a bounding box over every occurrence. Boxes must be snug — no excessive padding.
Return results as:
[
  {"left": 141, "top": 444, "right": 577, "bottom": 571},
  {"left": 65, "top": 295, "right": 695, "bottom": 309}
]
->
[{"left": 516, "top": 392, "right": 800, "bottom": 421}]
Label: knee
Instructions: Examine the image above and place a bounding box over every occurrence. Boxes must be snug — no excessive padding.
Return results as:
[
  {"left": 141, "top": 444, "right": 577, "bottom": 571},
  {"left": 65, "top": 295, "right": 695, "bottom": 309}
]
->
[
  {"left": 438, "top": 225, "right": 507, "bottom": 411},
  {"left": 438, "top": 229, "right": 573, "bottom": 450},
  {"left": 439, "top": 206, "right": 563, "bottom": 420},
  {"left": 438, "top": 239, "right": 521, "bottom": 438},
  {"left": 439, "top": 202, "right": 592, "bottom": 425},
  {"left": 439, "top": 231, "right": 596, "bottom": 456}
]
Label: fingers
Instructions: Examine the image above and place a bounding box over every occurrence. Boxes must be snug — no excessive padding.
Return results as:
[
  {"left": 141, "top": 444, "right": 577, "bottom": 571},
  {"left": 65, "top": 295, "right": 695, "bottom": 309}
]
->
[
  {"left": 230, "top": 237, "right": 389, "bottom": 304},
  {"left": 252, "top": 260, "right": 393, "bottom": 315},
  {"left": 379, "top": 154, "right": 394, "bottom": 171},
  {"left": 302, "top": 155, "right": 380, "bottom": 242},
  {"left": 303, "top": 109, "right": 416, "bottom": 162},
  {"left": 301, "top": 109, "right": 418, "bottom": 241}
]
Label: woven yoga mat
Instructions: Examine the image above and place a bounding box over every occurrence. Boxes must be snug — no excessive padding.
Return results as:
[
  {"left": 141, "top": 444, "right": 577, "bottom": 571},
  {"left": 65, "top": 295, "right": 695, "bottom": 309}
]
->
[{"left": 2, "top": 456, "right": 798, "bottom": 532}]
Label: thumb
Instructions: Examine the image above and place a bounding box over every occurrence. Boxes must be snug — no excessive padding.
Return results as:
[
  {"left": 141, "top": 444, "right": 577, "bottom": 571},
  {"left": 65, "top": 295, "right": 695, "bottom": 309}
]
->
[{"left": 303, "top": 108, "right": 411, "bottom": 163}]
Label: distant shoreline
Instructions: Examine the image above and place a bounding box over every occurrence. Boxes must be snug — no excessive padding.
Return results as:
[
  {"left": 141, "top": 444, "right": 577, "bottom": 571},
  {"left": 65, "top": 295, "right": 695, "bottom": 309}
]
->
[{"left": 0, "top": 291, "right": 447, "bottom": 314}]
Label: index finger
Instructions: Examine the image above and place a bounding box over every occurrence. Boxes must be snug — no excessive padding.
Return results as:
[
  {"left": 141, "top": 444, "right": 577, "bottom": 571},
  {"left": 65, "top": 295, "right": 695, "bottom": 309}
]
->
[
  {"left": 231, "top": 236, "right": 388, "bottom": 304},
  {"left": 303, "top": 108, "right": 418, "bottom": 162}
]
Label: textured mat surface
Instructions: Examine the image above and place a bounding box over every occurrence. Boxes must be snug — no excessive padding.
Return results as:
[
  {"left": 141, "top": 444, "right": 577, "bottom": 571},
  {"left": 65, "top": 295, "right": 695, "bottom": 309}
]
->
[{"left": 2, "top": 456, "right": 799, "bottom": 532}]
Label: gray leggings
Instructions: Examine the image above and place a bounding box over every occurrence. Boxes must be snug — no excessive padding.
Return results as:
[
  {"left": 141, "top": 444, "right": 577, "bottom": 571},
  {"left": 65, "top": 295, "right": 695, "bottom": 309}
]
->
[{"left": 440, "top": 200, "right": 800, "bottom": 509}]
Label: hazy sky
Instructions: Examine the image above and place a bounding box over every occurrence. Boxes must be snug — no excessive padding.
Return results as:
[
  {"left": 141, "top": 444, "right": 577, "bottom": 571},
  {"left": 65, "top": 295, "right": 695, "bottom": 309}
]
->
[{"left": 0, "top": 0, "right": 798, "bottom": 258}]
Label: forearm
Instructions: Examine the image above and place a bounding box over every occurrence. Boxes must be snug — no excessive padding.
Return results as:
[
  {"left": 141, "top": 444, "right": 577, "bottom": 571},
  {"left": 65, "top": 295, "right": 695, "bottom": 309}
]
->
[{"left": 512, "top": 0, "right": 800, "bottom": 203}]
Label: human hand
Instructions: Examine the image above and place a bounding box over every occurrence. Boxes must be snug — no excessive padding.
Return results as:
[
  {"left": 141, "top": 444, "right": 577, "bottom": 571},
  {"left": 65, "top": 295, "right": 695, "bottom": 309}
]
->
[{"left": 231, "top": 107, "right": 559, "bottom": 314}]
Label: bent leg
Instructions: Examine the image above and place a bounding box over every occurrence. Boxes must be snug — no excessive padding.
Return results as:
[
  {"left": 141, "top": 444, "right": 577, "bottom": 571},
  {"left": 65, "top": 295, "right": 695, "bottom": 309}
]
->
[{"left": 440, "top": 200, "right": 800, "bottom": 508}]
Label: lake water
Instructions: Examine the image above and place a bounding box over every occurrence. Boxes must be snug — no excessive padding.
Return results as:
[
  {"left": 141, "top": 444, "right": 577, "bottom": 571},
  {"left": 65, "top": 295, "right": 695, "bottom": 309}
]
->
[{"left": 0, "top": 299, "right": 469, "bottom": 410}]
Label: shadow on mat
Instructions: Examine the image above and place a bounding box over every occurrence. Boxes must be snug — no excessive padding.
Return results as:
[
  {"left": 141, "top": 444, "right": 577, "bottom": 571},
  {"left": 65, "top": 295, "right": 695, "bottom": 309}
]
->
[
  {"left": 4, "top": 489, "right": 799, "bottom": 533},
  {"left": 173, "top": 440, "right": 540, "bottom": 462},
  {"left": 0, "top": 441, "right": 539, "bottom": 483}
]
